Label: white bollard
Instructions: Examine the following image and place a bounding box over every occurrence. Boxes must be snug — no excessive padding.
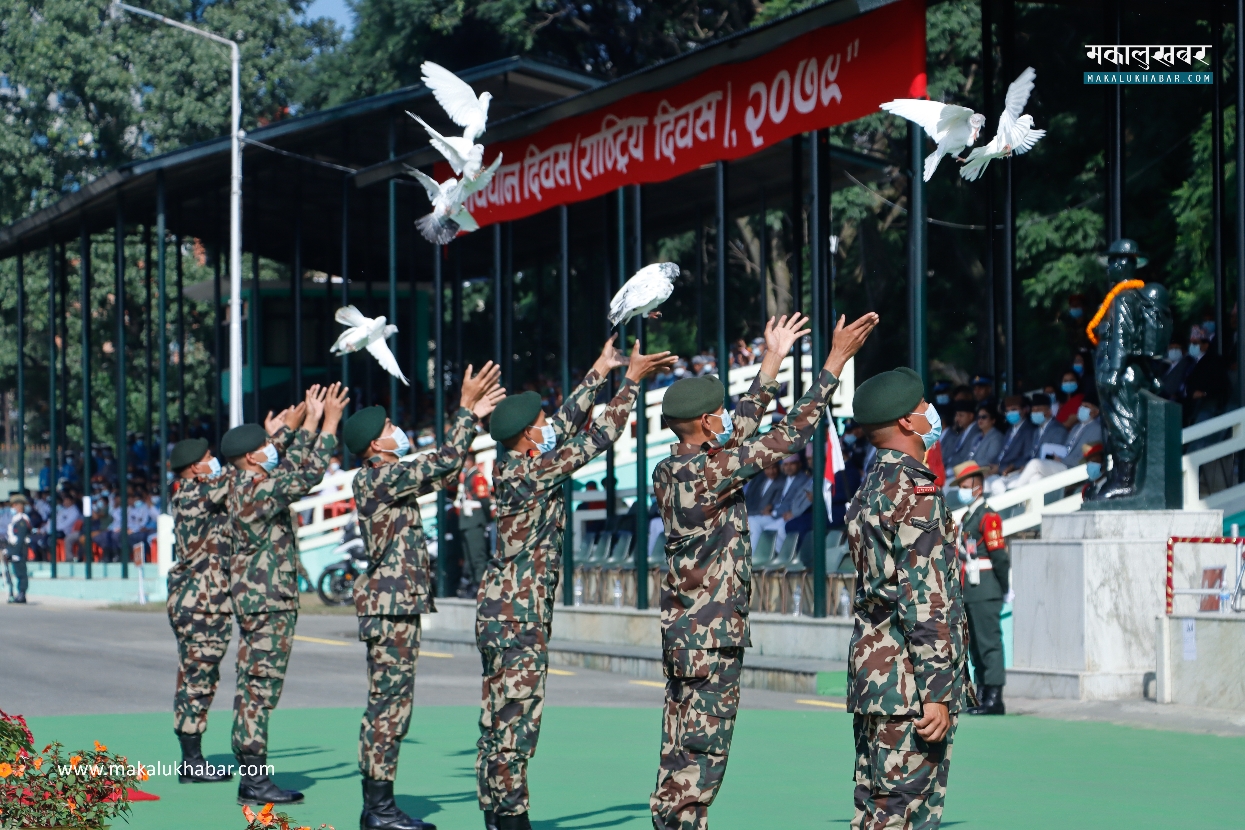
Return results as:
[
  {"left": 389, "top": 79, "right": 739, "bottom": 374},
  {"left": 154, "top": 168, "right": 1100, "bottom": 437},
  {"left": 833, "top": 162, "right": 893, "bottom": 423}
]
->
[{"left": 157, "top": 513, "right": 174, "bottom": 580}]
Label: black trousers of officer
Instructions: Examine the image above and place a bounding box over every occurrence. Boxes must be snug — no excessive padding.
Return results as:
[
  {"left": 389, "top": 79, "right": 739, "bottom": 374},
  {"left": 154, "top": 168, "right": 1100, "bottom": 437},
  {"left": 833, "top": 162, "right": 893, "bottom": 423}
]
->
[{"left": 966, "top": 598, "right": 1005, "bottom": 687}]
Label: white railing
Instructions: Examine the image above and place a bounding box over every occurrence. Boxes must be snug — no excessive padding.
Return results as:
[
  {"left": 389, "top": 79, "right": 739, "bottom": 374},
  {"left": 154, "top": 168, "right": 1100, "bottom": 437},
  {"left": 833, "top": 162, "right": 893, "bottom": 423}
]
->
[
  {"left": 951, "top": 464, "right": 1089, "bottom": 536},
  {"left": 1181, "top": 406, "right": 1245, "bottom": 515}
]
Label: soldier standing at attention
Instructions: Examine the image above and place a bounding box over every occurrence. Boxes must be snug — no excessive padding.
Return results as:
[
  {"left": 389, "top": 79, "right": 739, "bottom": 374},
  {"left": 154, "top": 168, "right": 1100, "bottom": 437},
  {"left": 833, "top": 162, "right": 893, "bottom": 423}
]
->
[
  {"left": 346, "top": 362, "right": 504, "bottom": 830},
  {"left": 946, "top": 460, "right": 1010, "bottom": 716},
  {"left": 224, "top": 382, "right": 348, "bottom": 806},
  {"left": 167, "top": 436, "right": 238, "bottom": 784},
  {"left": 845, "top": 368, "right": 972, "bottom": 830},
  {"left": 478, "top": 336, "right": 676, "bottom": 830},
  {"left": 5, "top": 493, "right": 32, "bottom": 604},
  {"left": 456, "top": 451, "right": 493, "bottom": 598},
  {"left": 650, "top": 312, "right": 877, "bottom": 830}
]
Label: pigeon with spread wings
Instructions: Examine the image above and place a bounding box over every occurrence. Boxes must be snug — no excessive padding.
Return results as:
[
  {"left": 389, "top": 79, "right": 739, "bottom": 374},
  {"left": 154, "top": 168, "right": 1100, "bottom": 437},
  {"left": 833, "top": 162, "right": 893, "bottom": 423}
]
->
[
  {"left": 960, "top": 67, "right": 1046, "bottom": 182},
  {"left": 407, "top": 155, "right": 502, "bottom": 244},
  {"left": 407, "top": 61, "right": 493, "bottom": 181},
  {"left": 331, "top": 306, "right": 409, "bottom": 386},
  {"left": 608, "top": 263, "right": 679, "bottom": 328},
  {"left": 879, "top": 99, "right": 985, "bottom": 181}
]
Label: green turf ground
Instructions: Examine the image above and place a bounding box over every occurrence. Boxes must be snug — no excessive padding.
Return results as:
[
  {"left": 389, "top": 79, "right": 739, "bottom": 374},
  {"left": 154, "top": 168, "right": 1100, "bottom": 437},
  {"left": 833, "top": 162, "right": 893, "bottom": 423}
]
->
[{"left": 26, "top": 706, "right": 1237, "bottom": 829}]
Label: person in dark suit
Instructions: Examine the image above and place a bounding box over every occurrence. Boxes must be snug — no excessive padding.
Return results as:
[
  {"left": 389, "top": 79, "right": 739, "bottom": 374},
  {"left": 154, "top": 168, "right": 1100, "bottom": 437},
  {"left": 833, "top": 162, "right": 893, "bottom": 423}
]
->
[
  {"left": 774, "top": 455, "right": 814, "bottom": 547},
  {"left": 993, "top": 396, "right": 1036, "bottom": 477},
  {"left": 744, "top": 462, "right": 785, "bottom": 541}
]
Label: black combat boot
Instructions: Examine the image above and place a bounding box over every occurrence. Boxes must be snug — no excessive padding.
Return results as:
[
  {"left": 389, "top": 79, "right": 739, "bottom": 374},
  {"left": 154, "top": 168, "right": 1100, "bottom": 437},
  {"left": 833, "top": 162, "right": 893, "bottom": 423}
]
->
[
  {"left": 1094, "top": 461, "right": 1137, "bottom": 501},
  {"left": 175, "top": 731, "right": 232, "bottom": 783},
  {"left": 236, "top": 752, "right": 303, "bottom": 805},
  {"left": 495, "top": 813, "right": 532, "bottom": 830},
  {"left": 360, "top": 778, "right": 436, "bottom": 830},
  {"left": 966, "top": 685, "right": 1006, "bottom": 715},
  {"left": 483, "top": 810, "right": 499, "bottom": 830}
]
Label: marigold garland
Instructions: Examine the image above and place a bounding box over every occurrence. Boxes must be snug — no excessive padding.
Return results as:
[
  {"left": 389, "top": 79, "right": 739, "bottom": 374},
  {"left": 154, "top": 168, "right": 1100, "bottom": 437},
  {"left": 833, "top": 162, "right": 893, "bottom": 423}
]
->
[{"left": 1086, "top": 279, "right": 1146, "bottom": 345}]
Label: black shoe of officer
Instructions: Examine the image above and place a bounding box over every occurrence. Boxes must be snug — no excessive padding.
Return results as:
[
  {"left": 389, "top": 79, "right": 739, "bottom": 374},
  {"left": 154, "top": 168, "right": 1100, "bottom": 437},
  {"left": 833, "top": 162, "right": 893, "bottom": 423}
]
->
[
  {"left": 175, "top": 731, "right": 232, "bottom": 783},
  {"left": 495, "top": 812, "right": 532, "bottom": 830},
  {"left": 966, "top": 685, "right": 1006, "bottom": 715},
  {"left": 483, "top": 810, "right": 499, "bottom": 830},
  {"left": 360, "top": 778, "right": 435, "bottom": 830},
  {"left": 236, "top": 753, "right": 303, "bottom": 805}
]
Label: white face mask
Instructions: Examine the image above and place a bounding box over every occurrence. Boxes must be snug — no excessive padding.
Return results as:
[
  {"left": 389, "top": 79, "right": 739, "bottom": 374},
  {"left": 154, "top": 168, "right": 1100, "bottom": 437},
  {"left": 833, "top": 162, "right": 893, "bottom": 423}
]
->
[
  {"left": 530, "top": 424, "right": 557, "bottom": 454},
  {"left": 958, "top": 486, "right": 976, "bottom": 504},
  {"left": 909, "top": 402, "right": 942, "bottom": 450},
  {"left": 259, "top": 444, "right": 279, "bottom": 473},
  {"left": 1077, "top": 405, "right": 1093, "bottom": 424},
  {"left": 206, "top": 457, "right": 222, "bottom": 479}
]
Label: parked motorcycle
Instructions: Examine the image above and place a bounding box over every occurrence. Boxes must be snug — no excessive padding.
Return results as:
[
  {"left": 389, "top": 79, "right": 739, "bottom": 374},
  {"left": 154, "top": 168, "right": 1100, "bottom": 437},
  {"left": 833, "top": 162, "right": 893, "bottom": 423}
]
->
[{"left": 316, "top": 522, "right": 368, "bottom": 606}]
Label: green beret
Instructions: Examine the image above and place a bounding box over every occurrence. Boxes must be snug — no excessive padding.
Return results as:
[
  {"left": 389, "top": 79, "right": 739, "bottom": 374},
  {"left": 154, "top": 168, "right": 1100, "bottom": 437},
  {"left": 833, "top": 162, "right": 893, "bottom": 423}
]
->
[
  {"left": 220, "top": 424, "right": 267, "bottom": 460},
  {"left": 170, "top": 438, "right": 210, "bottom": 473},
  {"left": 662, "top": 376, "right": 725, "bottom": 419},
  {"left": 345, "top": 406, "right": 387, "bottom": 455},
  {"left": 853, "top": 367, "right": 925, "bottom": 425},
  {"left": 490, "top": 391, "right": 542, "bottom": 442}
]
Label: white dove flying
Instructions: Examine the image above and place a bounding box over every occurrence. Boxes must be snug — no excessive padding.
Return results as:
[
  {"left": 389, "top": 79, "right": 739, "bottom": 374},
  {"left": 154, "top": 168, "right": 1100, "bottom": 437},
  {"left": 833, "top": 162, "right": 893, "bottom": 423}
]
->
[
  {"left": 880, "top": 99, "right": 985, "bottom": 181},
  {"left": 407, "top": 154, "right": 503, "bottom": 244},
  {"left": 408, "top": 62, "right": 493, "bottom": 180},
  {"left": 960, "top": 67, "right": 1046, "bottom": 182},
  {"left": 608, "top": 263, "right": 679, "bottom": 328},
  {"left": 330, "top": 305, "right": 409, "bottom": 386},
  {"left": 408, "top": 112, "right": 485, "bottom": 180}
]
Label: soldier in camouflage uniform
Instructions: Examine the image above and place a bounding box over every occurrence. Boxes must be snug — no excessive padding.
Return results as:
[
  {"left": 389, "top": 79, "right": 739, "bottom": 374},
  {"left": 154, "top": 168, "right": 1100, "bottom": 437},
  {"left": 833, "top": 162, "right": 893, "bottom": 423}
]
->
[
  {"left": 347, "top": 362, "right": 504, "bottom": 830},
  {"left": 166, "top": 437, "right": 235, "bottom": 784},
  {"left": 225, "top": 382, "right": 348, "bottom": 806},
  {"left": 478, "top": 336, "right": 675, "bottom": 830},
  {"left": 844, "top": 367, "right": 972, "bottom": 830},
  {"left": 651, "top": 312, "right": 877, "bottom": 830}
]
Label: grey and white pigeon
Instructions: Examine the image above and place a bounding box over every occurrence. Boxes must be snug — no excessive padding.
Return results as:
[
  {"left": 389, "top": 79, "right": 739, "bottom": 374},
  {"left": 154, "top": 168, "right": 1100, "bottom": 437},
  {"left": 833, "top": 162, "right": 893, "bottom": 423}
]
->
[
  {"left": 407, "top": 155, "right": 502, "bottom": 244},
  {"left": 960, "top": 67, "right": 1046, "bottom": 182},
  {"left": 408, "top": 62, "right": 493, "bottom": 180},
  {"left": 608, "top": 263, "right": 679, "bottom": 328},
  {"left": 880, "top": 99, "right": 985, "bottom": 181},
  {"left": 330, "top": 305, "right": 409, "bottom": 386}
]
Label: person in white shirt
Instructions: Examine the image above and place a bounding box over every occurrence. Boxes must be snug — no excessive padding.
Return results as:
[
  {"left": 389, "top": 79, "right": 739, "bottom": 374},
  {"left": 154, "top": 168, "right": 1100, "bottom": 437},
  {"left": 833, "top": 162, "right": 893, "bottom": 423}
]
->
[
  {"left": 1009, "top": 398, "right": 1104, "bottom": 488},
  {"left": 56, "top": 492, "right": 83, "bottom": 562}
]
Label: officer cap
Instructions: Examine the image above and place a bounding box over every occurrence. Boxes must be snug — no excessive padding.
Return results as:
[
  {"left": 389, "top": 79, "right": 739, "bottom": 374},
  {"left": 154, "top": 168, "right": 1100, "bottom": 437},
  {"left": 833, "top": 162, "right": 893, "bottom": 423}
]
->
[
  {"left": 971, "top": 374, "right": 993, "bottom": 387},
  {"left": 490, "top": 391, "right": 543, "bottom": 442},
  {"left": 662, "top": 376, "right": 725, "bottom": 420},
  {"left": 344, "top": 406, "right": 387, "bottom": 455},
  {"left": 8, "top": 492, "right": 27, "bottom": 505},
  {"left": 948, "top": 460, "right": 987, "bottom": 488},
  {"left": 220, "top": 424, "right": 267, "bottom": 460},
  {"left": 853, "top": 367, "right": 925, "bottom": 426},
  {"left": 169, "top": 438, "right": 210, "bottom": 473},
  {"left": 932, "top": 380, "right": 952, "bottom": 393},
  {"left": 1102, "top": 238, "right": 1148, "bottom": 268}
]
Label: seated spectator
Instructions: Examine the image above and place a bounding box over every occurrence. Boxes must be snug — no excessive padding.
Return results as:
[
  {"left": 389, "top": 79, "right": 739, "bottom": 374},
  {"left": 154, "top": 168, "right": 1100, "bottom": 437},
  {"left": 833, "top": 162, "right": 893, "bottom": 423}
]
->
[
  {"left": 745, "top": 462, "right": 786, "bottom": 543},
  {"left": 1007, "top": 397, "right": 1103, "bottom": 489},
  {"left": 1080, "top": 443, "right": 1107, "bottom": 500},
  {"left": 56, "top": 492, "right": 83, "bottom": 562},
  {"left": 90, "top": 496, "right": 117, "bottom": 562},
  {"left": 1183, "top": 325, "right": 1230, "bottom": 426},
  {"left": 966, "top": 406, "right": 1004, "bottom": 472},
  {"left": 994, "top": 396, "right": 1036, "bottom": 477},
  {"left": 940, "top": 401, "right": 979, "bottom": 468},
  {"left": 1159, "top": 340, "right": 1193, "bottom": 401},
  {"left": 931, "top": 380, "right": 953, "bottom": 423},
  {"left": 1054, "top": 371, "right": 1084, "bottom": 428},
  {"left": 774, "top": 455, "right": 814, "bottom": 549},
  {"left": 1071, "top": 352, "right": 1093, "bottom": 388}
]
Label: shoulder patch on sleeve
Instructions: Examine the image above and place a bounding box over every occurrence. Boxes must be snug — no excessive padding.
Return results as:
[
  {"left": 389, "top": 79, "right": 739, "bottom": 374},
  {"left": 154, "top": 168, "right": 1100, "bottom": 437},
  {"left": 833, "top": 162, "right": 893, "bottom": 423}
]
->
[{"left": 914, "top": 485, "right": 937, "bottom": 495}]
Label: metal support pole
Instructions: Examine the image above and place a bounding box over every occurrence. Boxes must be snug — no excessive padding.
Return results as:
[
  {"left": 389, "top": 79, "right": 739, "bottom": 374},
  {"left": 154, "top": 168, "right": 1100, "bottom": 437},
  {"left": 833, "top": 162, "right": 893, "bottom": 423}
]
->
[
  {"left": 1213, "top": 2, "right": 1225, "bottom": 355},
  {"left": 340, "top": 179, "right": 350, "bottom": 394},
  {"left": 715, "top": 161, "right": 729, "bottom": 391},
  {"left": 1236, "top": 0, "right": 1245, "bottom": 402},
  {"left": 47, "top": 244, "right": 58, "bottom": 576},
  {"left": 632, "top": 186, "right": 648, "bottom": 611},
  {"left": 293, "top": 193, "right": 303, "bottom": 397},
  {"left": 157, "top": 174, "right": 169, "bottom": 513},
  {"left": 80, "top": 221, "right": 92, "bottom": 580},
  {"left": 909, "top": 123, "right": 928, "bottom": 386},
  {"left": 212, "top": 237, "right": 222, "bottom": 447},
  {"left": 1001, "top": 0, "right": 1015, "bottom": 393},
  {"left": 695, "top": 211, "right": 704, "bottom": 356},
  {"left": 605, "top": 193, "right": 619, "bottom": 529},
  {"left": 433, "top": 246, "right": 447, "bottom": 597},
  {"left": 16, "top": 250, "right": 25, "bottom": 498},
  {"left": 494, "top": 223, "right": 503, "bottom": 367},
  {"left": 144, "top": 226, "right": 153, "bottom": 479},
  {"left": 560, "top": 205, "right": 575, "bottom": 607},
  {"left": 759, "top": 189, "right": 768, "bottom": 326},
  {"left": 791, "top": 135, "right": 804, "bottom": 401},
  {"left": 115, "top": 202, "right": 128, "bottom": 579},
  {"left": 982, "top": 0, "right": 997, "bottom": 380},
  {"left": 504, "top": 223, "right": 514, "bottom": 388},
  {"left": 176, "top": 234, "right": 185, "bottom": 435},
  {"left": 1106, "top": 0, "right": 1124, "bottom": 242},
  {"left": 811, "top": 129, "right": 829, "bottom": 618},
  {"left": 250, "top": 244, "right": 260, "bottom": 423},
  {"left": 388, "top": 121, "right": 399, "bottom": 418}
]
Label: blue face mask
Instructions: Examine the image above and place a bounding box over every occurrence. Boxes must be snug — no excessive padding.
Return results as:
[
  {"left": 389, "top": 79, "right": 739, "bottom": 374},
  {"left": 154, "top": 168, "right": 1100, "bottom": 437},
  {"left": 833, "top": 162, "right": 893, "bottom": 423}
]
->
[
  {"left": 388, "top": 427, "right": 411, "bottom": 458},
  {"left": 1189, "top": 343, "right": 1204, "bottom": 359},
  {"left": 710, "top": 411, "right": 734, "bottom": 446},
  {"left": 910, "top": 403, "right": 942, "bottom": 450},
  {"left": 1077, "top": 405, "right": 1093, "bottom": 424},
  {"left": 1069, "top": 307, "right": 1084, "bottom": 319},
  {"left": 842, "top": 433, "right": 857, "bottom": 447},
  {"left": 207, "top": 457, "right": 222, "bottom": 478},
  {"left": 935, "top": 394, "right": 951, "bottom": 406},
  {"left": 1085, "top": 461, "right": 1102, "bottom": 481},
  {"left": 530, "top": 424, "right": 557, "bottom": 454},
  {"left": 1030, "top": 411, "right": 1046, "bottom": 426},
  {"left": 1072, "top": 363, "right": 1084, "bottom": 375},
  {"left": 1005, "top": 411, "right": 1022, "bottom": 426},
  {"left": 1202, "top": 321, "right": 1216, "bottom": 335},
  {"left": 1061, "top": 381, "right": 1078, "bottom": 394},
  {"left": 259, "top": 444, "right": 279, "bottom": 473},
  {"left": 958, "top": 486, "right": 976, "bottom": 504}
]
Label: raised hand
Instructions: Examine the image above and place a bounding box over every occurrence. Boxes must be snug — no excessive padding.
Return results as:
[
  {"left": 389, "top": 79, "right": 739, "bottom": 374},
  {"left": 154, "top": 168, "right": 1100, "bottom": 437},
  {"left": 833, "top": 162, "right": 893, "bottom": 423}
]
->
[
  {"left": 303, "top": 384, "right": 327, "bottom": 429},
  {"left": 473, "top": 386, "right": 508, "bottom": 419},
  {"left": 283, "top": 401, "right": 308, "bottom": 431},
  {"left": 591, "top": 334, "right": 627, "bottom": 375},
  {"left": 460, "top": 362, "right": 502, "bottom": 411},
  {"left": 263, "top": 410, "right": 284, "bottom": 436},
  {"left": 321, "top": 382, "right": 350, "bottom": 433},
  {"left": 624, "top": 340, "right": 678, "bottom": 383},
  {"left": 759, "top": 313, "right": 812, "bottom": 378},
  {"left": 825, "top": 312, "right": 880, "bottom": 377}
]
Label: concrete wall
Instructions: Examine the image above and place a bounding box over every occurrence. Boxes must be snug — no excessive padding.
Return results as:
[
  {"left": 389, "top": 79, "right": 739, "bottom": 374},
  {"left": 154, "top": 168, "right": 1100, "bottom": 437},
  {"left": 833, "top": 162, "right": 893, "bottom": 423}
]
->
[{"left": 1156, "top": 614, "right": 1245, "bottom": 710}]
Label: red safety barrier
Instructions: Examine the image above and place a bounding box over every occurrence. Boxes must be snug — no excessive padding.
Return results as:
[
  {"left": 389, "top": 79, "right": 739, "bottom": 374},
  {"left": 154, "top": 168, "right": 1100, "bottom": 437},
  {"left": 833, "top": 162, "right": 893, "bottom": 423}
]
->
[
  {"left": 1166, "top": 536, "right": 1245, "bottom": 614},
  {"left": 325, "top": 499, "right": 355, "bottom": 519}
]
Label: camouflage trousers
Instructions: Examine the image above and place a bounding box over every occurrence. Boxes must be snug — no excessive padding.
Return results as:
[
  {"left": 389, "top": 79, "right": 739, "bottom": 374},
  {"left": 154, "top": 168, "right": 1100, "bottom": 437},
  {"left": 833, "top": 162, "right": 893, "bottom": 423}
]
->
[
  {"left": 475, "top": 622, "right": 548, "bottom": 816},
  {"left": 852, "top": 713, "right": 957, "bottom": 830},
  {"left": 358, "top": 614, "right": 421, "bottom": 780},
  {"left": 170, "top": 611, "right": 233, "bottom": 734},
  {"left": 231, "top": 610, "right": 297, "bottom": 756},
  {"left": 650, "top": 647, "right": 743, "bottom": 830}
]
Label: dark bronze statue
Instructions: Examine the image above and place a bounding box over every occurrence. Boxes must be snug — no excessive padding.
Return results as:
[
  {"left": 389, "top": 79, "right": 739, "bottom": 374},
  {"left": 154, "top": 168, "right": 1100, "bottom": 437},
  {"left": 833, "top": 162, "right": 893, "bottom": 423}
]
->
[{"left": 1088, "top": 239, "right": 1173, "bottom": 502}]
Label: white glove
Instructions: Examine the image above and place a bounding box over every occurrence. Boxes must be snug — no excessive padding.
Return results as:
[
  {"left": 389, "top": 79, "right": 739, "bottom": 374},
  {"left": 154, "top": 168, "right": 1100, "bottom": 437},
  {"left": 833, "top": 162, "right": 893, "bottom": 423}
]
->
[{"left": 1003, "top": 589, "right": 1015, "bottom": 605}]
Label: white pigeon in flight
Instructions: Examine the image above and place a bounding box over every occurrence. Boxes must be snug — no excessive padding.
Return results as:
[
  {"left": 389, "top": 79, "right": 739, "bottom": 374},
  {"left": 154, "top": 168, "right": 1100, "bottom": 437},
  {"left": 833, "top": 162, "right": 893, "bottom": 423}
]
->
[
  {"left": 879, "top": 99, "right": 985, "bottom": 181},
  {"left": 608, "top": 263, "right": 679, "bottom": 328},
  {"left": 330, "top": 306, "right": 409, "bottom": 386},
  {"left": 960, "top": 67, "right": 1046, "bottom": 182},
  {"left": 407, "top": 155, "right": 503, "bottom": 244},
  {"left": 408, "top": 62, "right": 493, "bottom": 180}
]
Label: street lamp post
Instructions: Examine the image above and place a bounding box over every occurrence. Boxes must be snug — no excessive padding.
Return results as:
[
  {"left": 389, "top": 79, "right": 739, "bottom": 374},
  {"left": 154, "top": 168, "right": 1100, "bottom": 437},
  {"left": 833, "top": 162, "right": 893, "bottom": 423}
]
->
[{"left": 112, "top": 2, "right": 244, "bottom": 427}]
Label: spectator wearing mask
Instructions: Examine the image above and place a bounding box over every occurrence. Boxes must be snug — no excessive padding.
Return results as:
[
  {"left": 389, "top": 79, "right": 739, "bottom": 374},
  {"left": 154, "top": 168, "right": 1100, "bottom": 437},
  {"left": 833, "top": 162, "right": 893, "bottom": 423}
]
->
[
  {"left": 1159, "top": 340, "right": 1194, "bottom": 401},
  {"left": 994, "top": 396, "right": 1036, "bottom": 477},
  {"left": 774, "top": 454, "right": 814, "bottom": 548},
  {"left": 38, "top": 457, "right": 52, "bottom": 493},
  {"left": 1080, "top": 443, "right": 1107, "bottom": 501},
  {"left": 841, "top": 419, "right": 867, "bottom": 472},
  {"left": 1070, "top": 352, "right": 1093, "bottom": 390},
  {"left": 56, "top": 492, "right": 83, "bottom": 562},
  {"left": 971, "top": 375, "right": 995, "bottom": 410},
  {"left": 941, "top": 401, "right": 979, "bottom": 468},
  {"left": 932, "top": 380, "right": 954, "bottom": 423},
  {"left": 966, "top": 406, "right": 1004, "bottom": 473},
  {"left": 1009, "top": 397, "right": 1104, "bottom": 488},
  {"left": 744, "top": 463, "right": 786, "bottom": 541},
  {"left": 1054, "top": 371, "right": 1084, "bottom": 428},
  {"left": 1183, "top": 325, "right": 1230, "bottom": 426},
  {"left": 90, "top": 496, "right": 117, "bottom": 561}
]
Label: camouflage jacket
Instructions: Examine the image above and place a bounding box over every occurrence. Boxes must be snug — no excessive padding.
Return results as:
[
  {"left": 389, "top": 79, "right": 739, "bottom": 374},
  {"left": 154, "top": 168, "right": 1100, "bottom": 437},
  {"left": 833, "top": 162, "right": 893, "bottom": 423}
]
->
[
  {"left": 166, "top": 472, "right": 234, "bottom": 618},
  {"left": 353, "top": 407, "right": 477, "bottom": 617},
  {"left": 845, "top": 448, "right": 971, "bottom": 716},
  {"left": 477, "top": 369, "right": 637, "bottom": 645},
  {"left": 653, "top": 368, "right": 838, "bottom": 651},
  {"left": 228, "top": 426, "right": 335, "bottom": 615}
]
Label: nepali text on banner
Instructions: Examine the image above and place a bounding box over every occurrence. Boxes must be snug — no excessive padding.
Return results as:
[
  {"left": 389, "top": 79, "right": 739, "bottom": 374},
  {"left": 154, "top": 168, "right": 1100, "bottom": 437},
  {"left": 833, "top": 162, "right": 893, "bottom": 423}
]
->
[{"left": 433, "top": 0, "right": 926, "bottom": 229}]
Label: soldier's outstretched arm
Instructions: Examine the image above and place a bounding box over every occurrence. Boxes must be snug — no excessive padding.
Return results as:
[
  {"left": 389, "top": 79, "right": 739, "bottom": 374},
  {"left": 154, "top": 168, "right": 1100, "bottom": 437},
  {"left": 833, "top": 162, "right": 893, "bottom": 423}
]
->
[
  {"left": 515, "top": 379, "right": 639, "bottom": 487},
  {"left": 729, "top": 314, "right": 812, "bottom": 445},
  {"left": 549, "top": 335, "right": 624, "bottom": 440},
  {"left": 386, "top": 407, "right": 480, "bottom": 500}
]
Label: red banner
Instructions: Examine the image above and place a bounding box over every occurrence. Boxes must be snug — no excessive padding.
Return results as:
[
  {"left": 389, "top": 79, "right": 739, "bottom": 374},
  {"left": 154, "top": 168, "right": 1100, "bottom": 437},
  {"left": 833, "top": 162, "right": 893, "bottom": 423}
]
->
[{"left": 439, "top": 0, "right": 926, "bottom": 228}]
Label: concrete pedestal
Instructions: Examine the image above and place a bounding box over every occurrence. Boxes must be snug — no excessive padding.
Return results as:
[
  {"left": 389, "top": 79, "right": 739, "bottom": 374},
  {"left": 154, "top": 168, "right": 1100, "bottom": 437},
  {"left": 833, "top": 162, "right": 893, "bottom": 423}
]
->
[{"left": 1007, "top": 510, "right": 1224, "bottom": 700}]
